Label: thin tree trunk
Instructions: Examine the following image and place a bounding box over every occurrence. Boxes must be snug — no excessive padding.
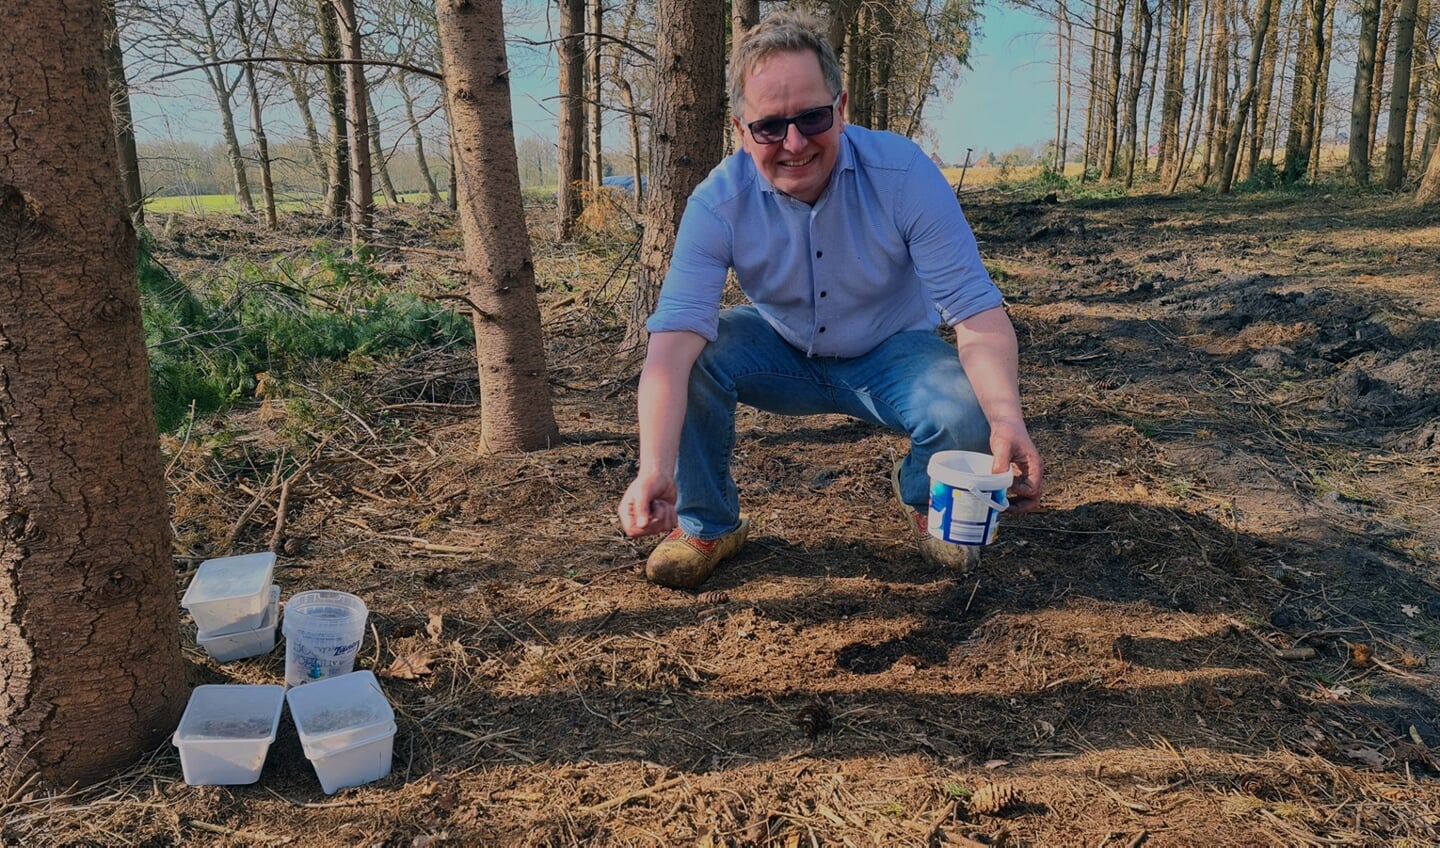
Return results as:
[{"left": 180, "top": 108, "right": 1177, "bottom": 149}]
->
[
  {"left": 104, "top": 0, "right": 144, "bottom": 225},
  {"left": 1383, "top": 0, "right": 1420, "bottom": 188},
  {"left": 398, "top": 72, "right": 441, "bottom": 204},
  {"left": 1246, "top": 0, "right": 1282, "bottom": 176},
  {"left": 1103, "top": 0, "right": 1129, "bottom": 179},
  {"left": 333, "top": 0, "right": 372, "bottom": 246},
  {"left": 280, "top": 63, "right": 329, "bottom": 192},
  {"left": 197, "top": 0, "right": 254, "bottom": 213},
  {"left": 1369, "top": 0, "right": 1397, "bottom": 162},
  {"left": 235, "top": 1, "right": 277, "bottom": 227},
  {"left": 1140, "top": 5, "right": 1162, "bottom": 175},
  {"left": 319, "top": 0, "right": 348, "bottom": 219},
  {"left": 1349, "top": 0, "right": 1382, "bottom": 182},
  {"left": 588, "top": 0, "right": 604, "bottom": 189},
  {"left": 1, "top": 0, "right": 185, "bottom": 785},
  {"left": 1220, "top": 0, "right": 1277, "bottom": 192},
  {"left": 556, "top": 0, "right": 585, "bottom": 239},
  {"left": 1158, "top": 0, "right": 1189, "bottom": 179},
  {"left": 1170, "top": 0, "right": 1213, "bottom": 191},
  {"left": 1123, "top": 0, "right": 1153, "bottom": 186},
  {"left": 1307, "top": 0, "right": 1334, "bottom": 181},
  {"left": 368, "top": 90, "right": 400, "bottom": 205},
  {"left": 436, "top": 0, "right": 560, "bottom": 452}
]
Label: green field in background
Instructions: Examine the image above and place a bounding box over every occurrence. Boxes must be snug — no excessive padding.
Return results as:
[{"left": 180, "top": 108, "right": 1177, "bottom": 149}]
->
[{"left": 145, "top": 187, "right": 558, "bottom": 215}]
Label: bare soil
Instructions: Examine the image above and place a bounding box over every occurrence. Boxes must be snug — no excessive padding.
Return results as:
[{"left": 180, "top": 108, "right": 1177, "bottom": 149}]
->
[{"left": 6, "top": 189, "right": 1440, "bottom": 847}]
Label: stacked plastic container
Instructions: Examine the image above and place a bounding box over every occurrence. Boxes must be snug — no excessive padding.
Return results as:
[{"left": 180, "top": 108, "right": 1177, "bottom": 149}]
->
[
  {"left": 181, "top": 552, "right": 280, "bottom": 662},
  {"left": 174, "top": 555, "right": 394, "bottom": 793}
]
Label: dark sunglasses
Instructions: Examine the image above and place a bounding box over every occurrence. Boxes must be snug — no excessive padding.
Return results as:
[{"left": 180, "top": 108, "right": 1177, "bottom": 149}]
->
[{"left": 745, "top": 93, "right": 842, "bottom": 144}]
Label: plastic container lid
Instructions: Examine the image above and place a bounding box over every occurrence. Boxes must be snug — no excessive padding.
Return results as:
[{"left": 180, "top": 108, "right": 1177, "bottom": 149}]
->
[
  {"left": 174, "top": 684, "right": 285, "bottom": 744},
  {"left": 286, "top": 670, "right": 395, "bottom": 759},
  {"left": 181, "top": 552, "right": 277, "bottom": 634}
]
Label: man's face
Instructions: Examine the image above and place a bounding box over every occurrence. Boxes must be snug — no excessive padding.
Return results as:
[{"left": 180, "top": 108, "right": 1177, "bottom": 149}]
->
[{"left": 734, "top": 50, "right": 846, "bottom": 205}]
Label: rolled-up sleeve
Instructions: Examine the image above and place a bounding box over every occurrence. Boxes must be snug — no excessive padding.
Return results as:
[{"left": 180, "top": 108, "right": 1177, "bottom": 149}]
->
[{"left": 645, "top": 200, "right": 734, "bottom": 341}]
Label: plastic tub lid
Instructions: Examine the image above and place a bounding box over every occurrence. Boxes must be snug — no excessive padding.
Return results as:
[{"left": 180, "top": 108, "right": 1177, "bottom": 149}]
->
[
  {"left": 173, "top": 684, "right": 285, "bottom": 744},
  {"left": 182, "top": 552, "right": 277, "bottom": 610},
  {"left": 286, "top": 671, "right": 395, "bottom": 758}
]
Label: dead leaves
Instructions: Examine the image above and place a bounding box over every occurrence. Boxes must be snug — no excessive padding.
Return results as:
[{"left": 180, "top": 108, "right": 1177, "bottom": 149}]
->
[
  {"left": 384, "top": 650, "right": 436, "bottom": 680},
  {"left": 381, "top": 611, "right": 446, "bottom": 680}
]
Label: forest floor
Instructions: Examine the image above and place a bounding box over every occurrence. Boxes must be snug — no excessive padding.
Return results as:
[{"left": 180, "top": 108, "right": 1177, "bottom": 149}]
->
[{"left": 7, "top": 187, "right": 1440, "bottom": 847}]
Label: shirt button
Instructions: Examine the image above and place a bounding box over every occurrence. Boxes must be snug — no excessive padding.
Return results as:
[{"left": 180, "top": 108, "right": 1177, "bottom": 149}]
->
[
  {"left": 815, "top": 251, "right": 823, "bottom": 258},
  {"left": 820, "top": 291, "right": 827, "bottom": 297},
  {"left": 818, "top": 326, "right": 827, "bottom": 333}
]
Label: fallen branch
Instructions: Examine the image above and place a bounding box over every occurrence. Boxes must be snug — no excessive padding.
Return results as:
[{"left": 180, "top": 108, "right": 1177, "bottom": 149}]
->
[{"left": 577, "top": 774, "right": 686, "bottom": 814}]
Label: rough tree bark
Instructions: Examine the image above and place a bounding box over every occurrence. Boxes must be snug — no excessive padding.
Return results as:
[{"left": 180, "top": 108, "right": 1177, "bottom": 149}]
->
[
  {"left": 1383, "top": 0, "right": 1420, "bottom": 189},
  {"left": 435, "top": 0, "right": 560, "bottom": 453},
  {"left": 1, "top": 0, "right": 186, "bottom": 786},
  {"left": 333, "top": 0, "right": 373, "bottom": 246},
  {"left": 626, "top": 0, "right": 725, "bottom": 354},
  {"left": 1349, "top": 0, "right": 1382, "bottom": 183}
]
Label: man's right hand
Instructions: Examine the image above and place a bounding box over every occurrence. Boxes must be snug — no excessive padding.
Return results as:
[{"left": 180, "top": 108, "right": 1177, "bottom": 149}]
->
[{"left": 618, "top": 473, "right": 679, "bottom": 537}]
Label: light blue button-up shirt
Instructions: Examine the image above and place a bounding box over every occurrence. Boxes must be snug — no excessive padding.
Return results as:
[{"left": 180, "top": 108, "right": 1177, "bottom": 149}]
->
[{"left": 647, "top": 125, "right": 1002, "bottom": 358}]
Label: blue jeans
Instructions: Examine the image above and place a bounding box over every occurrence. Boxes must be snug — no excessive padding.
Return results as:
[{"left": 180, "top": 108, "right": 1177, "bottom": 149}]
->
[{"left": 676, "top": 306, "right": 991, "bottom": 537}]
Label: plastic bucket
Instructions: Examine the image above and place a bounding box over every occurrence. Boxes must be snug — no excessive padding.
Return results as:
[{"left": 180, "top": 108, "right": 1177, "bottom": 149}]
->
[
  {"left": 926, "top": 451, "right": 1014, "bottom": 546},
  {"left": 283, "top": 590, "right": 368, "bottom": 687}
]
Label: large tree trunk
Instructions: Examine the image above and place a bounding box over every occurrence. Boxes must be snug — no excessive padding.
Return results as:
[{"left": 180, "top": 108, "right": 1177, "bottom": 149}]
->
[
  {"left": 1, "top": 0, "right": 185, "bottom": 785},
  {"left": 436, "top": 0, "right": 560, "bottom": 453},
  {"left": 1219, "top": 0, "right": 1276, "bottom": 192},
  {"left": 626, "top": 0, "right": 724, "bottom": 353},
  {"left": 103, "top": 0, "right": 144, "bottom": 225},
  {"left": 1383, "top": 0, "right": 1420, "bottom": 189},
  {"left": 1348, "top": 0, "right": 1382, "bottom": 183},
  {"left": 556, "top": 0, "right": 585, "bottom": 239}
]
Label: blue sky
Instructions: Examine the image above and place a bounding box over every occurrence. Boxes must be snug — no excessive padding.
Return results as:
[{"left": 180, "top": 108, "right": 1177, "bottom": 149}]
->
[
  {"left": 501, "top": 2, "right": 1058, "bottom": 164},
  {"left": 132, "top": 3, "right": 1057, "bottom": 165}
]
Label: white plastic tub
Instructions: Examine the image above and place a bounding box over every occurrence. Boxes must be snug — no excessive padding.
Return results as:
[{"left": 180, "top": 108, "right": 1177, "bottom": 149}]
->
[
  {"left": 181, "top": 552, "right": 277, "bottom": 636},
  {"left": 285, "top": 670, "right": 396, "bottom": 793},
  {"left": 172, "top": 684, "right": 285, "bottom": 785},
  {"left": 196, "top": 585, "right": 281, "bottom": 662}
]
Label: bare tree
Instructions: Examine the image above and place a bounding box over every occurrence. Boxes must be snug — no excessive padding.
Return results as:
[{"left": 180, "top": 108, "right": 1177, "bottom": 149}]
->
[
  {"left": 435, "top": 0, "right": 560, "bottom": 452},
  {"left": 2, "top": 0, "right": 185, "bottom": 785},
  {"left": 105, "top": 0, "right": 145, "bottom": 224},
  {"left": 318, "top": 0, "right": 349, "bottom": 218},
  {"left": 1219, "top": 0, "right": 1277, "bottom": 192},
  {"left": 235, "top": 0, "right": 278, "bottom": 227}
]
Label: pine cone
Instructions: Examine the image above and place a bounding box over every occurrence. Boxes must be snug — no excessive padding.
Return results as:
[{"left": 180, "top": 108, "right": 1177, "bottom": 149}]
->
[
  {"left": 696, "top": 590, "right": 730, "bottom": 605},
  {"left": 969, "top": 782, "right": 1020, "bottom": 816},
  {"left": 794, "top": 702, "right": 831, "bottom": 739}
]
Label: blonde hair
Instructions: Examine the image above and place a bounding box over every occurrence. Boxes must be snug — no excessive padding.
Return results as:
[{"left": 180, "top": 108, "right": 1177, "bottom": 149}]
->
[{"left": 729, "top": 10, "right": 843, "bottom": 118}]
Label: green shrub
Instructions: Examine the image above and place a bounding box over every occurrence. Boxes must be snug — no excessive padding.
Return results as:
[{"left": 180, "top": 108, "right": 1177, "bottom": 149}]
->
[{"left": 139, "top": 233, "right": 473, "bottom": 432}]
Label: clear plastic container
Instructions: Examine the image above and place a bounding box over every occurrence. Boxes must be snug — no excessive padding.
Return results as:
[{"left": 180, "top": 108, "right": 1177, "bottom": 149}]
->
[
  {"left": 283, "top": 589, "right": 367, "bottom": 686},
  {"left": 172, "top": 684, "right": 285, "bottom": 785},
  {"left": 196, "top": 585, "right": 281, "bottom": 662},
  {"left": 181, "top": 552, "right": 277, "bottom": 636},
  {"left": 286, "top": 670, "right": 396, "bottom": 793}
]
